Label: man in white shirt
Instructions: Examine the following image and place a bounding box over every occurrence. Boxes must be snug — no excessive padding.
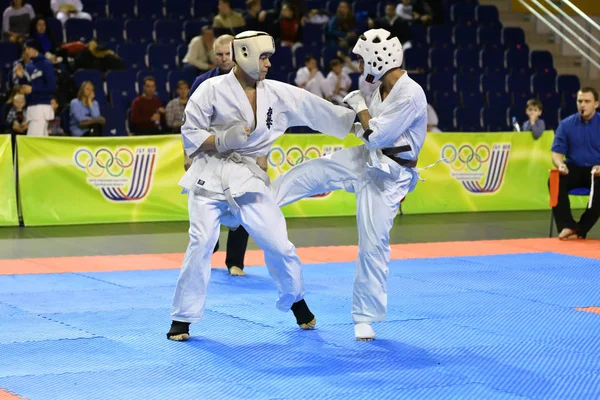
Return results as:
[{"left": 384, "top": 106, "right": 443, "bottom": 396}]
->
[
  {"left": 271, "top": 29, "right": 427, "bottom": 341},
  {"left": 183, "top": 26, "right": 217, "bottom": 74},
  {"left": 325, "top": 58, "right": 352, "bottom": 105},
  {"left": 294, "top": 54, "right": 331, "bottom": 100}
]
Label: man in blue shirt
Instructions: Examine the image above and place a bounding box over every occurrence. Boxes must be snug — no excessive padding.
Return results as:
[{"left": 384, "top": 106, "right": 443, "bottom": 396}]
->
[
  {"left": 18, "top": 39, "right": 56, "bottom": 136},
  {"left": 188, "top": 33, "right": 251, "bottom": 276},
  {"left": 190, "top": 34, "right": 235, "bottom": 94},
  {"left": 551, "top": 87, "right": 600, "bottom": 239}
]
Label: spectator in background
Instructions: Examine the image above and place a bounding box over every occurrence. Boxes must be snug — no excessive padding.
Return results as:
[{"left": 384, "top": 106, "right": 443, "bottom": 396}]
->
[
  {"left": 70, "top": 81, "right": 105, "bottom": 137},
  {"left": 336, "top": 50, "right": 381, "bottom": 106},
  {"left": 377, "top": 2, "right": 411, "bottom": 48},
  {"left": 130, "top": 77, "right": 165, "bottom": 135},
  {"left": 396, "top": 0, "right": 414, "bottom": 22},
  {"left": 47, "top": 96, "right": 64, "bottom": 135},
  {"left": 551, "top": 87, "right": 600, "bottom": 240},
  {"left": 18, "top": 39, "right": 56, "bottom": 136},
  {"left": 183, "top": 26, "right": 216, "bottom": 75},
  {"left": 190, "top": 34, "right": 234, "bottom": 93},
  {"left": 275, "top": 2, "right": 301, "bottom": 48},
  {"left": 245, "top": 0, "right": 274, "bottom": 33},
  {"left": 327, "top": 1, "right": 357, "bottom": 48},
  {"left": 7, "top": 93, "right": 28, "bottom": 137},
  {"left": 522, "top": 98, "right": 545, "bottom": 140},
  {"left": 28, "top": 16, "right": 61, "bottom": 63},
  {"left": 9, "top": 49, "right": 31, "bottom": 90},
  {"left": 165, "top": 81, "right": 190, "bottom": 133},
  {"left": 295, "top": 55, "right": 330, "bottom": 100},
  {"left": 2, "top": 0, "right": 35, "bottom": 43},
  {"left": 325, "top": 58, "right": 351, "bottom": 105},
  {"left": 213, "top": 0, "right": 245, "bottom": 31},
  {"left": 50, "top": 0, "right": 91, "bottom": 24},
  {"left": 427, "top": 104, "right": 441, "bottom": 132}
]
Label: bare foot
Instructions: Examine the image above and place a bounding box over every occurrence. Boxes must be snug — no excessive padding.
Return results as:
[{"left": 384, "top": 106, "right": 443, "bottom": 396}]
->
[
  {"left": 299, "top": 318, "right": 316, "bottom": 330},
  {"left": 558, "top": 228, "right": 578, "bottom": 240},
  {"left": 228, "top": 266, "right": 246, "bottom": 276},
  {"left": 354, "top": 323, "right": 375, "bottom": 341}
]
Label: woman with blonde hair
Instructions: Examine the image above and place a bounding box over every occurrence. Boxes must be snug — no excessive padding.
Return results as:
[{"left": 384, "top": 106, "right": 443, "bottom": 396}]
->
[{"left": 69, "top": 81, "right": 105, "bottom": 137}]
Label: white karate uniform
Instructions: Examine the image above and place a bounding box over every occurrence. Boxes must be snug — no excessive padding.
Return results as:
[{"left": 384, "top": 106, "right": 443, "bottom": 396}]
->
[
  {"left": 271, "top": 72, "right": 427, "bottom": 324},
  {"left": 294, "top": 66, "right": 331, "bottom": 99},
  {"left": 51, "top": 0, "right": 91, "bottom": 24},
  {"left": 325, "top": 71, "right": 352, "bottom": 105},
  {"left": 359, "top": 75, "right": 381, "bottom": 107},
  {"left": 172, "top": 70, "right": 355, "bottom": 323}
]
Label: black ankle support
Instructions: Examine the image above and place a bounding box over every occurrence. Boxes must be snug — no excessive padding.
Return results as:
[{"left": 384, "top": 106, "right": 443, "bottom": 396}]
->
[
  {"left": 291, "top": 299, "right": 314, "bottom": 325},
  {"left": 167, "top": 320, "right": 190, "bottom": 338}
]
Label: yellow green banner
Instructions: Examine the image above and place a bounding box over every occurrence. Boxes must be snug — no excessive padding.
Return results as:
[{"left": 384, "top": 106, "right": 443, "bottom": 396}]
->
[
  {"left": 403, "top": 130, "right": 588, "bottom": 213},
  {"left": 0, "top": 135, "right": 18, "bottom": 226},
  {"left": 17, "top": 135, "right": 189, "bottom": 226}
]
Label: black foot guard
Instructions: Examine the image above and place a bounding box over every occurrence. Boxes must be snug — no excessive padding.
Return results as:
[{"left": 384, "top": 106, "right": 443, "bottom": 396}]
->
[
  {"left": 291, "top": 299, "right": 315, "bottom": 326},
  {"left": 167, "top": 320, "right": 190, "bottom": 341}
]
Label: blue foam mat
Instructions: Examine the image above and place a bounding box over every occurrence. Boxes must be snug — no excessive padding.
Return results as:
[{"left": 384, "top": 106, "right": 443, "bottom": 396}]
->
[{"left": 1, "top": 252, "right": 600, "bottom": 400}]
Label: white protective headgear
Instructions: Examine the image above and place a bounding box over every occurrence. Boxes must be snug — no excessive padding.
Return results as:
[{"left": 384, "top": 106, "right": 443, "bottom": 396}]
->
[
  {"left": 352, "top": 29, "right": 403, "bottom": 83},
  {"left": 230, "top": 31, "right": 276, "bottom": 80}
]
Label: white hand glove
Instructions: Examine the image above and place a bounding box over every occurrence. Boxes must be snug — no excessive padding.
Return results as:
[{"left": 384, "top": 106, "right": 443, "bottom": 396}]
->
[
  {"left": 214, "top": 125, "right": 249, "bottom": 153},
  {"left": 352, "top": 122, "right": 365, "bottom": 139},
  {"left": 343, "top": 90, "right": 368, "bottom": 114}
]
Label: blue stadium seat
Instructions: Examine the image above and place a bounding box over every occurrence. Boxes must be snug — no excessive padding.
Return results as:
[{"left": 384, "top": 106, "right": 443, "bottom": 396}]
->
[
  {"left": 487, "top": 91, "right": 510, "bottom": 108},
  {"left": 476, "top": 5, "right": 500, "bottom": 26},
  {"left": 103, "top": 106, "right": 127, "bottom": 136},
  {"left": 136, "top": 69, "right": 168, "bottom": 101},
  {"left": 349, "top": 72, "right": 359, "bottom": 91},
  {"left": 410, "top": 25, "right": 427, "bottom": 47},
  {"left": 137, "top": 0, "right": 164, "bottom": 19},
  {"left": 512, "top": 91, "right": 533, "bottom": 110},
  {"left": 461, "top": 91, "right": 484, "bottom": 109},
  {"left": 108, "top": 0, "right": 135, "bottom": 18},
  {"left": 505, "top": 45, "right": 530, "bottom": 74},
  {"left": 46, "top": 17, "right": 63, "bottom": 43},
  {"left": 532, "top": 74, "right": 556, "bottom": 97},
  {"left": 429, "top": 26, "right": 453, "bottom": 48},
  {"left": 433, "top": 90, "right": 459, "bottom": 109},
  {"left": 541, "top": 103, "right": 559, "bottom": 129},
  {"left": 177, "top": 44, "right": 188, "bottom": 67},
  {"left": 453, "top": 26, "right": 477, "bottom": 48},
  {"left": 154, "top": 20, "right": 182, "bottom": 45},
  {"left": 455, "top": 107, "right": 483, "bottom": 131},
  {"left": 502, "top": 27, "right": 526, "bottom": 48},
  {"left": 481, "top": 72, "right": 506, "bottom": 94},
  {"left": 166, "top": 0, "right": 193, "bottom": 20},
  {"left": 320, "top": 47, "right": 338, "bottom": 72},
  {"left": 556, "top": 74, "right": 580, "bottom": 95},
  {"left": 352, "top": 0, "right": 377, "bottom": 15},
  {"left": 477, "top": 26, "right": 502, "bottom": 48},
  {"left": 482, "top": 107, "right": 510, "bottom": 131},
  {"left": 404, "top": 47, "right": 429, "bottom": 72},
  {"left": 507, "top": 72, "right": 531, "bottom": 93},
  {"left": 266, "top": 46, "right": 292, "bottom": 74},
  {"left": 95, "top": 18, "right": 124, "bottom": 45},
  {"left": 561, "top": 92, "right": 578, "bottom": 111},
  {"left": 326, "top": 0, "right": 339, "bottom": 15},
  {"left": 167, "top": 69, "right": 196, "bottom": 95},
  {"left": 85, "top": 0, "right": 107, "bottom": 19},
  {"left": 411, "top": 73, "right": 427, "bottom": 91},
  {"left": 307, "top": 0, "right": 327, "bottom": 11},
  {"left": 429, "top": 48, "right": 455, "bottom": 73},
  {"left": 451, "top": 4, "right": 476, "bottom": 26},
  {"left": 530, "top": 50, "right": 554, "bottom": 72},
  {"left": 455, "top": 73, "right": 480, "bottom": 92},
  {"left": 106, "top": 70, "right": 137, "bottom": 106},
  {"left": 480, "top": 48, "right": 505, "bottom": 73},
  {"left": 559, "top": 107, "right": 575, "bottom": 121},
  {"left": 147, "top": 43, "right": 177, "bottom": 70},
  {"left": 455, "top": 48, "right": 480, "bottom": 73},
  {"left": 183, "top": 20, "right": 206, "bottom": 43},
  {"left": 428, "top": 72, "right": 454, "bottom": 92},
  {"left": 267, "top": 71, "right": 287, "bottom": 83},
  {"left": 117, "top": 44, "right": 147, "bottom": 70},
  {"left": 539, "top": 91, "right": 560, "bottom": 110},
  {"left": 436, "top": 104, "right": 456, "bottom": 131},
  {"left": 0, "top": 42, "right": 20, "bottom": 70},
  {"left": 65, "top": 19, "right": 93, "bottom": 42},
  {"left": 125, "top": 19, "right": 153, "bottom": 44},
  {"left": 303, "top": 23, "right": 325, "bottom": 48}
]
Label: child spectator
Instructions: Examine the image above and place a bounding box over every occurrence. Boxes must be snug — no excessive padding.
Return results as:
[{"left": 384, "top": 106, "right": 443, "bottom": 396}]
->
[
  {"left": 522, "top": 98, "right": 545, "bottom": 140},
  {"left": 48, "top": 96, "right": 64, "bottom": 136}
]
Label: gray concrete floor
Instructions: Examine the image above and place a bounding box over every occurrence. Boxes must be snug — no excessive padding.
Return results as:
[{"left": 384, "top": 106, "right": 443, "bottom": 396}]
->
[{"left": 0, "top": 210, "right": 597, "bottom": 259}]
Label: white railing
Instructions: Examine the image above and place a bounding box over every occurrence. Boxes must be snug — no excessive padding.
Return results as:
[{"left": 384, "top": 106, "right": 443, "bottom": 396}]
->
[{"left": 518, "top": 0, "right": 600, "bottom": 78}]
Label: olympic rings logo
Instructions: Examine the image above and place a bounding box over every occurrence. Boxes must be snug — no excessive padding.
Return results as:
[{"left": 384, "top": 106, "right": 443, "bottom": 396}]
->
[
  {"left": 441, "top": 144, "right": 491, "bottom": 172},
  {"left": 268, "top": 146, "right": 323, "bottom": 173},
  {"left": 74, "top": 147, "right": 135, "bottom": 178}
]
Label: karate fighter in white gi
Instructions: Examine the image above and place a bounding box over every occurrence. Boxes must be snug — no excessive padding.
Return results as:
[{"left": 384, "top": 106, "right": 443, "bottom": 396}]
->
[
  {"left": 271, "top": 29, "right": 428, "bottom": 341},
  {"left": 168, "top": 31, "right": 356, "bottom": 341}
]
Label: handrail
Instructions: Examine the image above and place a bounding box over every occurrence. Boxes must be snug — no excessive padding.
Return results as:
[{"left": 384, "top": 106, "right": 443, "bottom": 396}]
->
[
  {"left": 542, "top": 0, "right": 600, "bottom": 49},
  {"left": 518, "top": 0, "right": 600, "bottom": 70},
  {"left": 560, "top": 0, "right": 600, "bottom": 34}
]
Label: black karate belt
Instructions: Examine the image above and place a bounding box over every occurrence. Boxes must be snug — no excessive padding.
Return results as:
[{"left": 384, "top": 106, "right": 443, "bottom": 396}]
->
[{"left": 382, "top": 145, "right": 418, "bottom": 168}]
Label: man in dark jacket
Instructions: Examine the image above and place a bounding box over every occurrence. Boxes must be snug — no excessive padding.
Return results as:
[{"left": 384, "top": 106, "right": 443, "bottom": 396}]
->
[{"left": 18, "top": 39, "right": 56, "bottom": 136}]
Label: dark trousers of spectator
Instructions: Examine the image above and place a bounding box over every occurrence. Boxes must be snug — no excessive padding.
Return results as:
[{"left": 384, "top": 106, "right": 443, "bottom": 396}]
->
[
  {"left": 551, "top": 164, "right": 600, "bottom": 238},
  {"left": 82, "top": 124, "right": 104, "bottom": 137},
  {"left": 135, "top": 127, "right": 164, "bottom": 135},
  {"left": 212, "top": 226, "right": 250, "bottom": 270}
]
